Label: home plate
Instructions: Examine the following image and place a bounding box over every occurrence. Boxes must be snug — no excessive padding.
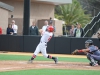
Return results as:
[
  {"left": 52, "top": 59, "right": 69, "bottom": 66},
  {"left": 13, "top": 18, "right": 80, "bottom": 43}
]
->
[
  {"left": 18, "top": 61, "right": 27, "bottom": 64},
  {"left": 39, "top": 64, "right": 52, "bottom": 67},
  {"left": 84, "top": 66, "right": 91, "bottom": 68}
]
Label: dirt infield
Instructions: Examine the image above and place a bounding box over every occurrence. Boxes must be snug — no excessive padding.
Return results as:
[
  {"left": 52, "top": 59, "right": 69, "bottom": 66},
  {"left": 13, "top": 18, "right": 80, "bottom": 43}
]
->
[
  {"left": 0, "top": 61, "right": 100, "bottom": 72},
  {"left": 0, "top": 52, "right": 100, "bottom": 72}
]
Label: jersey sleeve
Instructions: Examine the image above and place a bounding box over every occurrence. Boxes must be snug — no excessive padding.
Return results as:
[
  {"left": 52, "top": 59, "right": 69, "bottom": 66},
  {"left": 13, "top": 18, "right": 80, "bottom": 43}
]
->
[
  {"left": 42, "top": 26, "right": 44, "bottom": 30},
  {"left": 88, "top": 46, "right": 97, "bottom": 52}
]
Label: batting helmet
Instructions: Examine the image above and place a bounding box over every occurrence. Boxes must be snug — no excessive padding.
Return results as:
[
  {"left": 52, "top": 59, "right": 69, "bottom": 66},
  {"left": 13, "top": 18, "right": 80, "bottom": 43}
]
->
[
  {"left": 47, "top": 26, "right": 54, "bottom": 32},
  {"left": 85, "top": 39, "right": 93, "bottom": 48}
]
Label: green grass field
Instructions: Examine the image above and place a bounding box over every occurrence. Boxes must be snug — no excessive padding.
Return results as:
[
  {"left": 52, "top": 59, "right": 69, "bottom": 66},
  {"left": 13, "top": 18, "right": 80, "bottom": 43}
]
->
[
  {"left": 0, "top": 54, "right": 99, "bottom": 75},
  {"left": 0, "top": 69, "right": 100, "bottom": 75},
  {"left": 0, "top": 54, "right": 88, "bottom": 62}
]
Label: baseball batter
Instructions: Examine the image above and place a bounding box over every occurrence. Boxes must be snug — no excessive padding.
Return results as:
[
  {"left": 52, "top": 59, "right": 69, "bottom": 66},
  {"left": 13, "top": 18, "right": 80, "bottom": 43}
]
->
[
  {"left": 28, "top": 26, "right": 58, "bottom": 64},
  {"left": 72, "top": 39, "right": 100, "bottom": 66}
]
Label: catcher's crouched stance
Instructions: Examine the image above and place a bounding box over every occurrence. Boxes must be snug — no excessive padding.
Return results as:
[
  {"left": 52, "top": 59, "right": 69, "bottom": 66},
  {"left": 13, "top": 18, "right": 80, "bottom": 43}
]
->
[
  {"left": 28, "top": 26, "right": 58, "bottom": 64},
  {"left": 72, "top": 40, "right": 100, "bottom": 66}
]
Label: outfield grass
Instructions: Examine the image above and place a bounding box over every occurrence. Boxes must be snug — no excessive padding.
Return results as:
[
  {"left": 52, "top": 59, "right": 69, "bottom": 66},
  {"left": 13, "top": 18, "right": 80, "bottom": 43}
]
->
[
  {"left": 0, "top": 69, "right": 99, "bottom": 75},
  {"left": 0, "top": 54, "right": 89, "bottom": 62}
]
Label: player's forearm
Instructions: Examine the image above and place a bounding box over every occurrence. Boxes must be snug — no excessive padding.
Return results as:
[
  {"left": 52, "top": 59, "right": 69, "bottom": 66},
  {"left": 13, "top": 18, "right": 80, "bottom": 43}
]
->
[{"left": 78, "top": 49, "right": 89, "bottom": 53}]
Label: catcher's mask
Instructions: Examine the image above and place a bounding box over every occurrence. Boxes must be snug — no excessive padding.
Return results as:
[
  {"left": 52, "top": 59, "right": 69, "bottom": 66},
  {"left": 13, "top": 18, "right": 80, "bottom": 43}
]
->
[
  {"left": 47, "top": 26, "right": 54, "bottom": 32},
  {"left": 85, "top": 40, "right": 93, "bottom": 48}
]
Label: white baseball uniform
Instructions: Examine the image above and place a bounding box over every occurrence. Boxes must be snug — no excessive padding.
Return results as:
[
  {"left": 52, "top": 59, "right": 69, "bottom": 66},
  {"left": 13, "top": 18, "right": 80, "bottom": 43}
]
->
[
  {"left": 34, "top": 31, "right": 53, "bottom": 58},
  {"left": 42, "top": 25, "right": 49, "bottom": 33}
]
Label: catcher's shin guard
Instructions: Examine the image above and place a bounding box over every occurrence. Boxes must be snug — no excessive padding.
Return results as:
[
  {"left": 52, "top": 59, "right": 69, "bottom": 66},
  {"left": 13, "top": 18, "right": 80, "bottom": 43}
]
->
[
  {"left": 87, "top": 53, "right": 97, "bottom": 66},
  {"left": 89, "top": 62, "right": 93, "bottom": 66},
  {"left": 97, "top": 61, "right": 100, "bottom": 65}
]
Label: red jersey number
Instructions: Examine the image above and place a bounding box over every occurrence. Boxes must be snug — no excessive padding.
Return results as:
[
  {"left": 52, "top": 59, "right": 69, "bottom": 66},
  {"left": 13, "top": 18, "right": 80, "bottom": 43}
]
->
[{"left": 48, "top": 36, "right": 52, "bottom": 41}]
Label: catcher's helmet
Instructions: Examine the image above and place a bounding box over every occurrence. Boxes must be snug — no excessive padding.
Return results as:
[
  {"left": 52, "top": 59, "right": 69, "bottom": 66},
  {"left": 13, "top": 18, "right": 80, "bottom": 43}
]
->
[
  {"left": 85, "top": 39, "right": 93, "bottom": 48},
  {"left": 47, "top": 26, "right": 54, "bottom": 32},
  {"left": 85, "top": 40, "right": 93, "bottom": 45}
]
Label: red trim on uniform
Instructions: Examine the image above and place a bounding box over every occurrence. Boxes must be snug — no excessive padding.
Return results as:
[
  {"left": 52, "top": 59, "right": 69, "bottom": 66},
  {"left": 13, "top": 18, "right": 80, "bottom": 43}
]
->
[
  {"left": 32, "top": 55, "right": 36, "bottom": 58},
  {"left": 0, "top": 27, "right": 2, "bottom": 34},
  {"left": 49, "top": 55, "right": 52, "bottom": 59},
  {"left": 48, "top": 36, "right": 52, "bottom": 41},
  {"left": 78, "top": 50, "right": 83, "bottom": 53}
]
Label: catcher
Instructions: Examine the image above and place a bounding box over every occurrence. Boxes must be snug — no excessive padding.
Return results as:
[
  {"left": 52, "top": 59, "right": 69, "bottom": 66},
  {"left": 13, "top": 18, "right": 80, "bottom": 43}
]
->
[{"left": 72, "top": 39, "right": 100, "bottom": 66}]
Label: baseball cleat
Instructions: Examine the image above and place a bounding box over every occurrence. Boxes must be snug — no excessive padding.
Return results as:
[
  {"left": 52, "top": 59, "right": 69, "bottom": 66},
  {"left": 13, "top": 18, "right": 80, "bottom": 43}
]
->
[
  {"left": 54, "top": 57, "right": 58, "bottom": 64},
  {"left": 89, "top": 63, "right": 98, "bottom": 66},
  {"left": 28, "top": 59, "right": 33, "bottom": 64},
  {"left": 93, "top": 64, "right": 98, "bottom": 66}
]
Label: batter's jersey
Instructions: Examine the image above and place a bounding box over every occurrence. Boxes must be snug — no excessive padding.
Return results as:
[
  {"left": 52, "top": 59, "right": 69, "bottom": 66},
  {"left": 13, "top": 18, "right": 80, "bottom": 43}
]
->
[
  {"left": 42, "top": 25, "right": 49, "bottom": 33},
  {"left": 40, "top": 31, "right": 53, "bottom": 43},
  {"left": 88, "top": 45, "right": 100, "bottom": 55}
]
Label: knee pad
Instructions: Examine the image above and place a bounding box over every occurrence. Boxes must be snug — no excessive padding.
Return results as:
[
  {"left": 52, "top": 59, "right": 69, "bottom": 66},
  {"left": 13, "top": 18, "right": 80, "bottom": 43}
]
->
[
  {"left": 87, "top": 53, "right": 91, "bottom": 59},
  {"left": 87, "top": 54, "right": 96, "bottom": 65}
]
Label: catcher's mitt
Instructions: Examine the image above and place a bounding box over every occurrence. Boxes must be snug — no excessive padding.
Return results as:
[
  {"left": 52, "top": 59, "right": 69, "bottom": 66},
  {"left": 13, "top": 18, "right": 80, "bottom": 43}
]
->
[{"left": 72, "top": 49, "right": 79, "bottom": 55}]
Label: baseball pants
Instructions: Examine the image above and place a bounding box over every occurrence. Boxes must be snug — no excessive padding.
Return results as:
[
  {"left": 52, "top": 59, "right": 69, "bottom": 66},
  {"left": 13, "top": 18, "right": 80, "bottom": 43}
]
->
[
  {"left": 87, "top": 53, "right": 100, "bottom": 62},
  {"left": 34, "top": 42, "right": 48, "bottom": 58}
]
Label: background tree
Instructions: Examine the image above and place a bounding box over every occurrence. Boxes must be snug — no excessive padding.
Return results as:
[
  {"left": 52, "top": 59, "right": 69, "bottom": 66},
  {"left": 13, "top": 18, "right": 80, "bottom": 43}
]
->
[
  {"left": 55, "top": 0, "right": 91, "bottom": 27},
  {"left": 78, "top": 0, "right": 100, "bottom": 17}
]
